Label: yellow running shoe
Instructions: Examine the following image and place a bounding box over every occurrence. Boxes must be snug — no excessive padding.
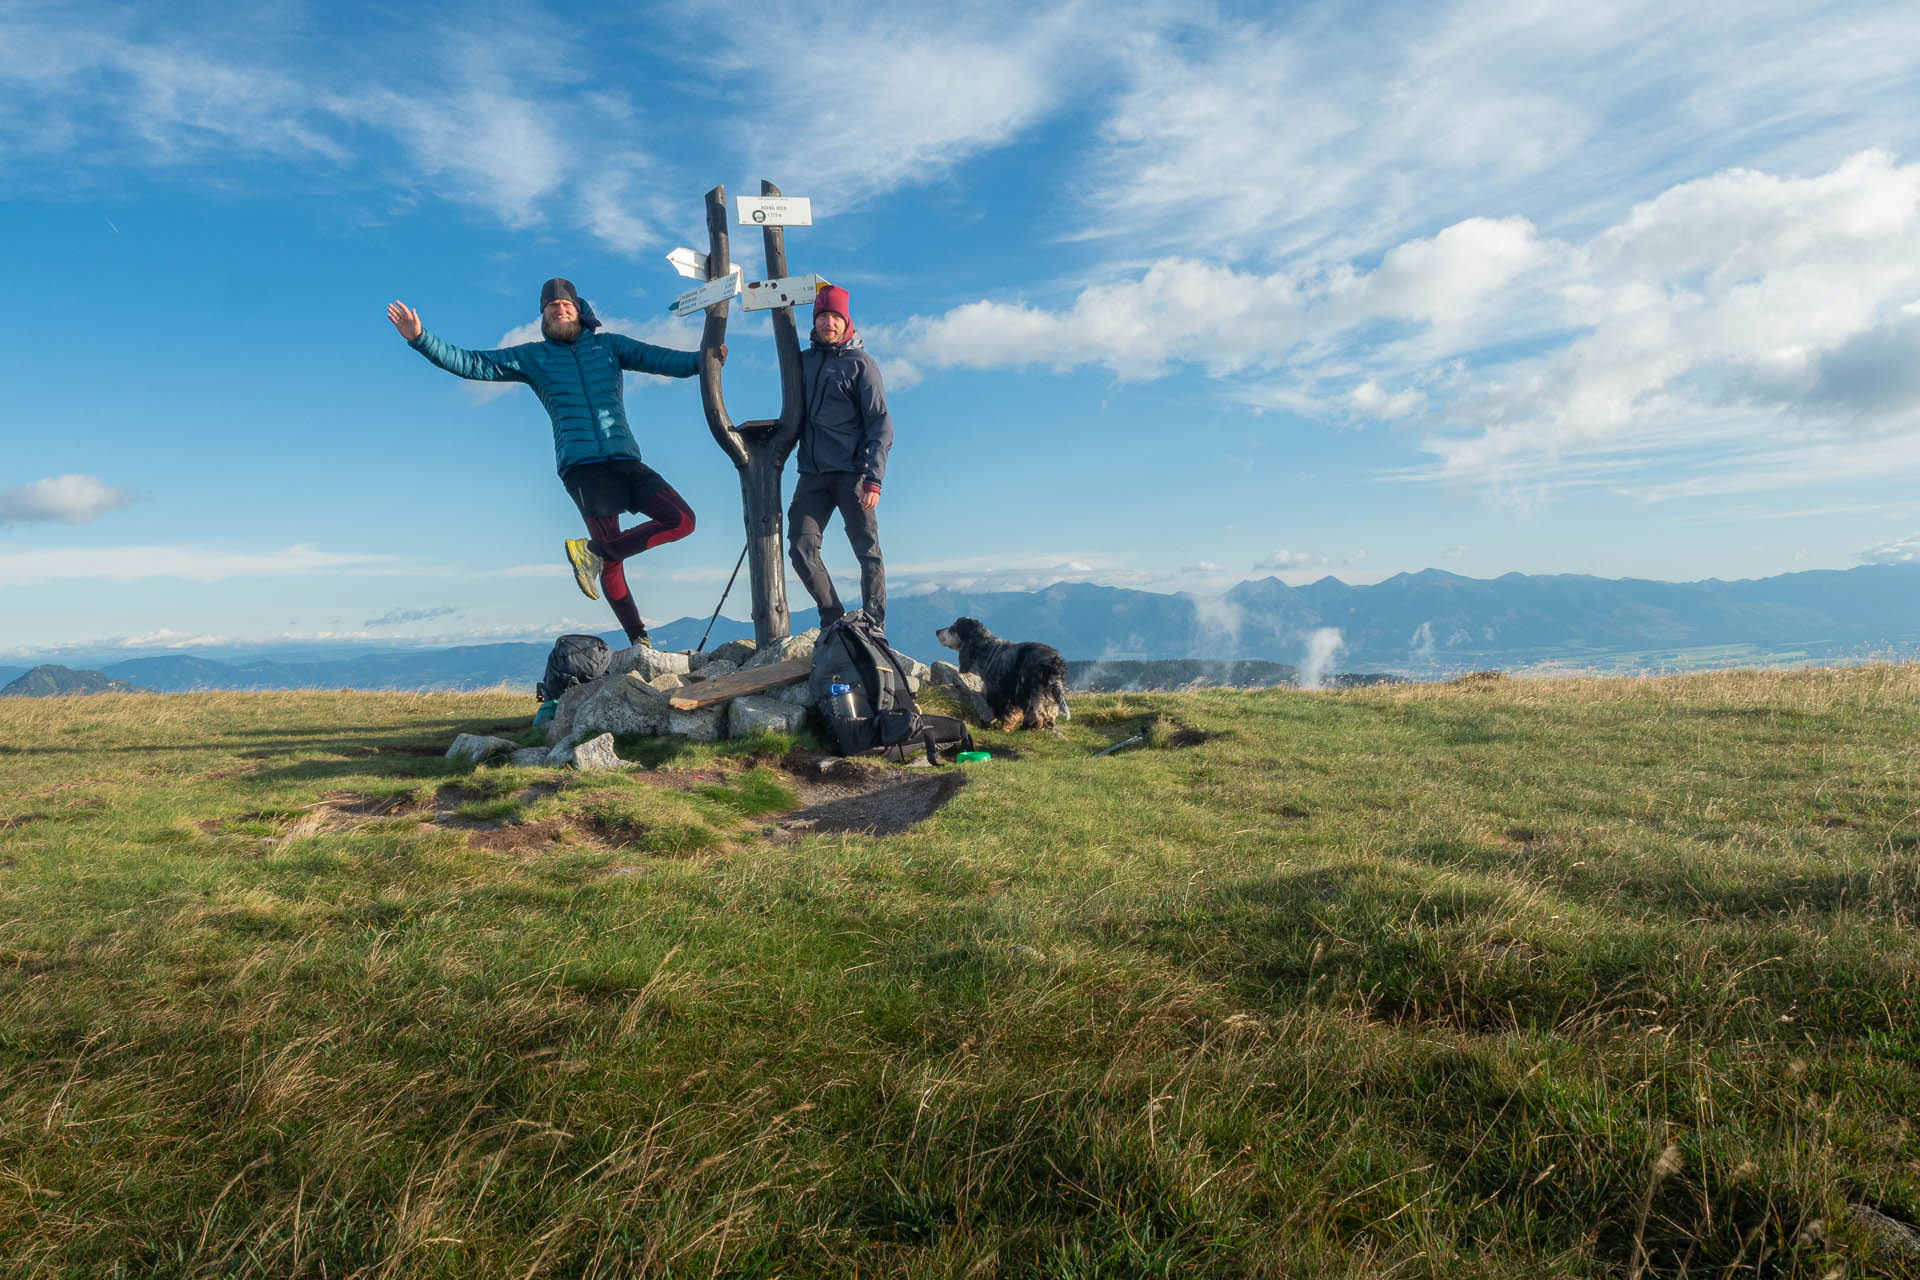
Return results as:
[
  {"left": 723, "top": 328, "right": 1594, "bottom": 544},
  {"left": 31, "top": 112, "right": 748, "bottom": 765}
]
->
[{"left": 564, "top": 538, "right": 603, "bottom": 600}]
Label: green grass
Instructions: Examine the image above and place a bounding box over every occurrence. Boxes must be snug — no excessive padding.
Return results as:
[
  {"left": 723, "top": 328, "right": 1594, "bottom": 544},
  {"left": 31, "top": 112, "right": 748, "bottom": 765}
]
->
[{"left": 2, "top": 671, "right": 1919, "bottom": 1277}]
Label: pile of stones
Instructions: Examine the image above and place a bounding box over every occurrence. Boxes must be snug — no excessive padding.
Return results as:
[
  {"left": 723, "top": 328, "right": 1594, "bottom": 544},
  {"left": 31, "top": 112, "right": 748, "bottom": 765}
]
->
[{"left": 445, "top": 629, "right": 993, "bottom": 771}]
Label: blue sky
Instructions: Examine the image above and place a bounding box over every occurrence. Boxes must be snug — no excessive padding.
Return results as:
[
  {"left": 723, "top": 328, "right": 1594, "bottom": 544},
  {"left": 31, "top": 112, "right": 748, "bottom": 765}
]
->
[{"left": 4, "top": 0, "right": 1919, "bottom": 657}]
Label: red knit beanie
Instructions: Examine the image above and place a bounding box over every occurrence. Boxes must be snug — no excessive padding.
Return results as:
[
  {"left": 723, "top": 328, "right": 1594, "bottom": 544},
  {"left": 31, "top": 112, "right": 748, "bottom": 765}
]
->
[{"left": 813, "top": 284, "right": 851, "bottom": 329}]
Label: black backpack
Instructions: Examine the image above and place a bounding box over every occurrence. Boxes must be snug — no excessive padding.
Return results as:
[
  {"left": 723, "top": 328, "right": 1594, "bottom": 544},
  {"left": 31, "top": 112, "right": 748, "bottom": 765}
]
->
[
  {"left": 537, "top": 634, "right": 611, "bottom": 703},
  {"left": 810, "top": 614, "right": 973, "bottom": 765}
]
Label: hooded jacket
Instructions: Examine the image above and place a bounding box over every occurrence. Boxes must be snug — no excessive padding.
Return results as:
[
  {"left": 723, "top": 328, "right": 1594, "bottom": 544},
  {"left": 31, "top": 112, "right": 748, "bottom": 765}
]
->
[
  {"left": 409, "top": 327, "right": 699, "bottom": 475},
  {"left": 798, "top": 334, "right": 892, "bottom": 486}
]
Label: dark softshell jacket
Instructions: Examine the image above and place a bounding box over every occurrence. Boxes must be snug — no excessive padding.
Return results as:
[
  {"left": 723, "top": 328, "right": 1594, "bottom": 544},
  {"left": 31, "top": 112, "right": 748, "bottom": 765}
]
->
[
  {"left": 799, "top": 335, "right": 892, "bottom": 486},
  {"left": 409, "top": 328, "right": 699, "bottom": 475}
]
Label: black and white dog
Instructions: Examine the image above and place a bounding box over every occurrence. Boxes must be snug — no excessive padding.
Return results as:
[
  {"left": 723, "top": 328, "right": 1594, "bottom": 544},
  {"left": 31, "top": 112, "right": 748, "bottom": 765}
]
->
[{"left": 936, "top": 617, "right": 1071, "bottom": 731}]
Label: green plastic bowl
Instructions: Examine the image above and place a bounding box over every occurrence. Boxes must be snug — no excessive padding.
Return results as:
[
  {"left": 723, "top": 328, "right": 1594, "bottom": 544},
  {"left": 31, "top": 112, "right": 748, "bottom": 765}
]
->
[{"left": 956, "top": 750, "right": 991, "bottom": 763}]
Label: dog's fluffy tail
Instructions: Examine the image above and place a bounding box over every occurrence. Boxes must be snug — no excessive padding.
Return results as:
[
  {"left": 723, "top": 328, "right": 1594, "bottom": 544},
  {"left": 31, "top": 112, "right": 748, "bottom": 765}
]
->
[{"left": 1052, "top": 672, "right": 1071, "bottom": 720}]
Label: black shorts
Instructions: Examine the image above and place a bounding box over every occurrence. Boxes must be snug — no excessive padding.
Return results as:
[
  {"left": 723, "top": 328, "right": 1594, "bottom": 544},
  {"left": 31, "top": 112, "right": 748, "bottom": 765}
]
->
[{"left": 561, "top": 459, "right": 672, "bottom": 520}]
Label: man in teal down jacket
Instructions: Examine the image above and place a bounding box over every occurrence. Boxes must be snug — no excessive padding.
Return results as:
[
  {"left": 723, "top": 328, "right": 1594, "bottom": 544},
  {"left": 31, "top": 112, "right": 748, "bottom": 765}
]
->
[{"left": 387, "top": 280, "right": 721, "bottom": 647}]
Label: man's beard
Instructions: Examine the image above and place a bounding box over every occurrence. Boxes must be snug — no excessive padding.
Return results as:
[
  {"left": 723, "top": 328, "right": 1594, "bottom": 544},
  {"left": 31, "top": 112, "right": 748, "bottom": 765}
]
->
[{"left": 543, "top": 316, "right": 583, "bottom": 342}]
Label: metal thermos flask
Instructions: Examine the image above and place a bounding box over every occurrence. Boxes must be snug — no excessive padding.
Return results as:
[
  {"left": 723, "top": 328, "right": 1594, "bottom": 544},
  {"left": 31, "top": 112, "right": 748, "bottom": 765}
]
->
[{"left": 828, "top": 679, "right": 859, "bottom": 720}]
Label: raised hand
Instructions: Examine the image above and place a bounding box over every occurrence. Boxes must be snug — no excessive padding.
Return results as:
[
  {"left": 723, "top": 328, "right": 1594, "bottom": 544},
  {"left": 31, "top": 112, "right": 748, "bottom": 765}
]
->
[{"left": 386, "top": 301, "right": 422, "bottom": 341}]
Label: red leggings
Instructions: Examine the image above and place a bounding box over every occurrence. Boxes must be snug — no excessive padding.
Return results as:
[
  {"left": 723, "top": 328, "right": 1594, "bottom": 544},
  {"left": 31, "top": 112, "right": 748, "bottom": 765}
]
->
[{"left": 587, "top": 485, "right": 695, "bottom": 640}]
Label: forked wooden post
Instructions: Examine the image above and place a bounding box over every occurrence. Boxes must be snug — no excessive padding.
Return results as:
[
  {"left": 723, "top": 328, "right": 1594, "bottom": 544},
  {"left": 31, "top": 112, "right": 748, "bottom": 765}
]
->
[{"left": 698, "top": 181, "right": 806, "bottom": 648}]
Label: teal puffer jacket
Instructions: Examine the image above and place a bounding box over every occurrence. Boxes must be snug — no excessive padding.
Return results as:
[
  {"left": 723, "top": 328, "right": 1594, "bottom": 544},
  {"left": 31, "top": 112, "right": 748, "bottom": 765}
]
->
[{"left": 410, "top": 327, "right": 700, "bottom": 474}]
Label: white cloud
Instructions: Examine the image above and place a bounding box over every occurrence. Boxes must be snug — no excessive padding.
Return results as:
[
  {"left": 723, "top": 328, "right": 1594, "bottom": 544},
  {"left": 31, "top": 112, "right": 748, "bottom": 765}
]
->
[
  {"left": 343, "top": 83, "right": 567, "bottom": 230},
  {"left": 894, "top": 215, "right": 1558, "bottom": 388},
  {"left": 0, "top": 474, "right": 136, "bottom": 525},
  {"left": 365, "top": 605, "right": 461, "bottom": 627},
  {"left": 0, "top": 544, "right": 397, "bottom": 588},
  {"left": 114, "top": 629, "right": 232, "bottom": 650},
  {"left": 1253, "top": 550, "right": 1325, "bottom": 571},
  {"left": 694, "top": 1, "right": 1096, "bottom": 210},
  {"left": 901, "top": 148, "right": 1920, "bottom": 505},
  {"left": 1422, "top": 149, "right": 1920, "bottom": 498},
  {"left": 1861, "top": 532, "right": 1920, "bottom": 565},
  {"left": 1079, "top": 0, "right": 1920, "bottom": 261},
  {"left": 0, "top": 10, "right": 666, "bottom": 253},
  {"left": 1349, "top": 380, "right": 1424, "bottom": 419},
  {"left": 1180, "top": 561, "right": 1222, "bottom": 574},
  {"left": 889, "top": 556, "right": 1152, "bottom": 595}
]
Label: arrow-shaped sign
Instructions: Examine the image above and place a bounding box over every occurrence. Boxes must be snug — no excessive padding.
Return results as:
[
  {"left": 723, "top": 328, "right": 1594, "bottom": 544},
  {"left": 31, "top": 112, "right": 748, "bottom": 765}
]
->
[
  {"left": 739, "top": 274, "right": 830, "bottom": 312},
  {"left": 667, "top": 268, "right": 742, "bottom": 317},
  {"left": 665, "top": 246, "right": 710, "bottom": 280}
]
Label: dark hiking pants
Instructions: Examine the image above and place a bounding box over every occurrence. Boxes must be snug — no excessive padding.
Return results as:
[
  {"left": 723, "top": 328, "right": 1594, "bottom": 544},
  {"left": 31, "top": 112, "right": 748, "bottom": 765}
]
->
[
  {"left": 562, "top": 459, "right": 695, "bottom": 644},
  {"left": 787, "top": 470, "right": 885, "bottom": 627}
]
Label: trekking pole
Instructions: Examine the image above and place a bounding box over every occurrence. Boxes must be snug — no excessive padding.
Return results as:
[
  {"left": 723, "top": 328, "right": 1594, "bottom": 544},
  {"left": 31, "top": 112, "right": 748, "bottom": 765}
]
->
[{"left": 696, "top": 543, "right": 750, "bottom": 653}]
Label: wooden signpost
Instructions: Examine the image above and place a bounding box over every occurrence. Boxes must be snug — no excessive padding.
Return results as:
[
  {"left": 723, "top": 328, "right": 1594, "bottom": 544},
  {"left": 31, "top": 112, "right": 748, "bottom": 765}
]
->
[{"left": 681, "top": 180, "right": 813, "bottom": 648}]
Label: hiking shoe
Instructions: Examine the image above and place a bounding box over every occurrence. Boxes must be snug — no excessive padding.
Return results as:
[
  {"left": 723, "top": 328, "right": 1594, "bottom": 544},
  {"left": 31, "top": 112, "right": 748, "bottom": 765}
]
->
[{"left": 564, "top": 538, "right": 602, "bottom": 600}]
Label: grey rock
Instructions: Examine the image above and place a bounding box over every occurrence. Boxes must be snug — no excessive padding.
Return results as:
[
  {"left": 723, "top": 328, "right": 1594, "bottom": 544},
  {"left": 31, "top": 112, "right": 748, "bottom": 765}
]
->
[
  {"left": 709, "top": 637, "right": 758, "bottom": 666},
  {"left": 508, "top": 747, "right": 552, "bottom": 767},
  {"left": 544, "top": 677, "right": 607, "bottom": 746},
  {"left": 929, "top": 663, "right": 995, "bottom": 723},
  {"left": 575, "top": 674, "right": 672, "bottom": 738},
  {"left": 744, "top": 629, "right": 817, "bottom": 670},
  {"left": 569, "top": 733, "right": 626, "bottom": 772},
  {"left": 771, "top": 678, "right": 817, "bottom": 707},
  {"left": 668, "top": 706, "right": 724, "bottom": 742},
  {"left": 728, "top": 694, "right": 808, "bottom": 738},
  {"left": 446, "top": 733, "right": 516, "bottom": 764},
  {"left": 609, "top": 644, "right": 692, "bottom": 680},
  {"left": 891, "top": 649, "right": 930, "bottom": 693},
  {"left": 1850, "top": 1204, "right": 1920, "bottom": 1258},
  {"left": 691, "top": 658, "right": 740, "bottom": 680}
]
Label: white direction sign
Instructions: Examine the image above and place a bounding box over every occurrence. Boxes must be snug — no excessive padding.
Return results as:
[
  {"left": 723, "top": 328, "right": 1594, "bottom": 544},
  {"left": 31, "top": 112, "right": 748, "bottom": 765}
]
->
[
  {"left": 735, "top": 195, "right": 812, "bottom": 227},
  {"left": 739, "top": 274, "right": 830, "bottom": 312},
  {"left": 668, "top": 269, "right": 742, "bottom": 316},
  {"left": 665, "top": 246, "right": 711, "bottom": 280}
]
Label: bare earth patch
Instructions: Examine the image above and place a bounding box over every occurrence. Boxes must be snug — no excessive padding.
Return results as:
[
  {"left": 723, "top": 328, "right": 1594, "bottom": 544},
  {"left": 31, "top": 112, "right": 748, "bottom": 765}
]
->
[
  {"left": 466, "top": 817, "right": 572, "bottom": 854},
  {"left": 196, "top": 754, "right": 970, "bottom": 856},
  {"left": 765, "top": 751, "right": 969, "bottom": 838}
]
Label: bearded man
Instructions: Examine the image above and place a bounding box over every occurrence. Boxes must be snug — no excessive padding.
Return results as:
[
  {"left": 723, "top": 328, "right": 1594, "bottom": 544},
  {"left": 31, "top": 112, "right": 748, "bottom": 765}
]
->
[{"left": 386, "top": 279, "right": 722, "bottom": 646}]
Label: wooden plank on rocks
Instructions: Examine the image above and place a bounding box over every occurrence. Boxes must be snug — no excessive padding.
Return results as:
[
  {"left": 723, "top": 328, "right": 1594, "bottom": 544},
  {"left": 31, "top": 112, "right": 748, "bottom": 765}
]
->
[{"left": 668, "top": 657, "right": 813, "bottom": 710}]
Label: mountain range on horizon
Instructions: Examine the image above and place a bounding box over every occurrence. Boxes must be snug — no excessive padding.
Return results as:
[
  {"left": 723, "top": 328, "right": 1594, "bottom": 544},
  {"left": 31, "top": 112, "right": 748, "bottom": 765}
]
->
[{"left": 4, "top": 563, "right": 1917, "bottom": 694}]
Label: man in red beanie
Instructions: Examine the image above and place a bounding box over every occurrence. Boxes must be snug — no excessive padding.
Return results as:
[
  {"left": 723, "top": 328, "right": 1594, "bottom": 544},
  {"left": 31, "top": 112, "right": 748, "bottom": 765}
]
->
[{"left": 788, "top": 283, "right": 894, "bottom": 630}]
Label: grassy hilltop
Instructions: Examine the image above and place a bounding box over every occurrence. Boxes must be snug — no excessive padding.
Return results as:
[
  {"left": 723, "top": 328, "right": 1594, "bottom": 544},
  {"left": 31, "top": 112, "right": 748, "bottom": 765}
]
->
[{"left": 2, "top": 669, "right": 1918, "bottom": 1277}]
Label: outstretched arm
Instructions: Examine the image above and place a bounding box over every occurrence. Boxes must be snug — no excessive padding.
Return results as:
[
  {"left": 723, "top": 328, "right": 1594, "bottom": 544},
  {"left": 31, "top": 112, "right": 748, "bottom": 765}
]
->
[
  {"left": 605, "top": 332, "right": 725, "bottom": 377},
  {"left": 388, "top": 301, "right": 529, "bottom": 383}
]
